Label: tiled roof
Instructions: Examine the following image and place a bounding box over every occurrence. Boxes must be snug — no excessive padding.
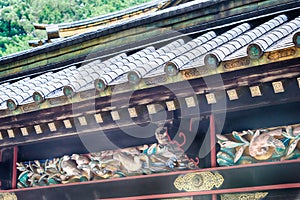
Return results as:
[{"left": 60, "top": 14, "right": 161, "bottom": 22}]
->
[
  {"left": 207, "top": 15, "right": 288, "bottom": 63},
  {"left": 0, "top": 0, "right": 219, "bottom": 64},
  {"left": 128, "top": 32, "right": 216, "bottom": 82},
  {"left": 32, "top": 0, "right": 173, "bottom": 41},
  {"left": 1, "top": 14, "right": 300, "bottom": 112}
]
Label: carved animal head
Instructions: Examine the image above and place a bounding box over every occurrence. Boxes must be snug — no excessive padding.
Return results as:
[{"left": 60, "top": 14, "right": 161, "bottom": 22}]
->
[
  {"left": 249, "top": 132, "right": 285, "bottom": 160},
  {"left": 155, "top": 127, "right": 169, "bottom": 145}
]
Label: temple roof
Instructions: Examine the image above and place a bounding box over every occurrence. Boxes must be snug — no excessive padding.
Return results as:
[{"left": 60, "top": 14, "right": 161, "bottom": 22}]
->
[
  {"left": 32, "top": 0, "right": 185, "bottom": 39},
  {"left": 0, "top": 0, "right": 214, "bottom": 66},
  {"left": 1, "top": 12, "right": 300, "bottom": 112}
]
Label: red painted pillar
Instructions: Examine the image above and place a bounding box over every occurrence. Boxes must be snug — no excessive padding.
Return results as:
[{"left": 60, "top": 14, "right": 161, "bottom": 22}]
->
[
  {"left": 210, "top": 114, "right": 217, "bottom": 200},
  {"left": 12, "top": 146, "right": 18, "bottom": 189},
  {"left": 210, "top": 114, "right": 216, "bottom": 168}
]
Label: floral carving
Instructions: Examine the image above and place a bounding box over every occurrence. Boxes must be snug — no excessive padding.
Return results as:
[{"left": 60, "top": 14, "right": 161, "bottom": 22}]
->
[
  {"left": 17, "top": 127, "right": 198, "bottom": 188},
  {"left": 217, "top": 125, "right": 300, "bottom": 166}
]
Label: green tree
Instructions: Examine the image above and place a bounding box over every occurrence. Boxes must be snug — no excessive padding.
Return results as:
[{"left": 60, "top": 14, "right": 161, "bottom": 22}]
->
[{"left": 0, "top": 0, "right": 151, "bottom": 57}]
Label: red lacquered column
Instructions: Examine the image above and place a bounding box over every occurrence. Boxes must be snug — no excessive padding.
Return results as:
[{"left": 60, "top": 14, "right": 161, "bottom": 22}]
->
[
  {"left": 210, "top": 114, "right": 217, "bottom": 200},
  {"left": 12, "top": 146, "right": 18, "bottom": 189}
]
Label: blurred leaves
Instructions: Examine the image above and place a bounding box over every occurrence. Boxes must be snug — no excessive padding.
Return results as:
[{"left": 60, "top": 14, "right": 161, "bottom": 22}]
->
[{"left": 0, "top": 0, "right": 150, "bottom": 57}]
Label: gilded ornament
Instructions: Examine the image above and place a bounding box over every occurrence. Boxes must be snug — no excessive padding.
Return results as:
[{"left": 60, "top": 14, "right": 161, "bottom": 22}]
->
[
  {"left": 173, "top": 171, "right": 224, "bottom": 192},
  {"left": 144, "top": 75, "right": 167, "bottom": 86},
  {"left": 110, "top": 83, "right": 131, "bottom": 92},
  {"left": 220, "top": 192, "right": 268, "bottom": 200},
  {"left": 267, "top": 48, "right": 296, "bottom": 61},
  {"left": 79, "top": 90, "right": 95, "bottom": 99},
  {"left": 22, "top": 103, "right": 40, "bottom": 112},
  {"left": 48, "top": 96, "right": 68, "bottom": 105},
  {"left": 0, "top": 193, "right": 17, "bottom": 200},
  {"left": 223, "top": 57, "right": 250, "bottom": 70},
  {"left": 181, "top": 67, "right": 208, "bottom": 79}
]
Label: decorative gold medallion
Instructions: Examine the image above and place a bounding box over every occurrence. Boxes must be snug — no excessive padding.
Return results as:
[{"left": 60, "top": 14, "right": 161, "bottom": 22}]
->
[
  {"left": 144, "top": 75, "right": 167, "bottom": 86},
  {"left": 227, "top": 89, "right": 239, "bottom": 101},
  {"left": 128, "top": 107, "right": 138, "bottom": 118},
  {"left": 220, "top": 192, "right": 268, "bottom": 200},
  {"left": 185, "top": 96, "right": 196, "bottom": 108},
  {"left": 223, "top": 57, "right": 250, "bottom": 70},
  {"left": 205, "top": 93, "right": 217, "bottom": 104},
  {"left": 272, "top": 81, "right": 284, "bottom": 94},
  {"left": 22, "top": 103, "right": 40, "bottom": 112},
  {"left": 48, "top": 96, "right": 68, "bottom": 105},
  {"left": 79, "top": 90, "right": 96, "bottom": 99},
  {"left": 249, "top": 86, "right": 262, "bottom": 97},
  {"left": 267, "top": 47, "right": 296, "bottom": 61},
  {"left": 174, "top": 171, "right": 224, "bottom": 192},
  {"left": 0, "top": 192, "right": 17, "bottom": 200}
]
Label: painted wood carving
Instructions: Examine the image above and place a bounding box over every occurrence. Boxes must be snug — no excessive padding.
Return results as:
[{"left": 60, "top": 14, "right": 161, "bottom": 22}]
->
[
  {"left": 16, "top": 127, "right": 198, "bottom": 188},
  {"left": 217, "top": 125, "right": 300, "bottom": 166},
  {"left": 220, "top": 192, "right": 268, "bottom": 200},
  {"left": 0, "top": 193, "right": 17, "bottom": 200}
]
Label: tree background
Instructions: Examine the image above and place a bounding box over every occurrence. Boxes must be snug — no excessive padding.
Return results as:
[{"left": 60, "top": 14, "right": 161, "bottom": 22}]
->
[{"left": 0, "top": 0, "right": 150, "bottom": 57}]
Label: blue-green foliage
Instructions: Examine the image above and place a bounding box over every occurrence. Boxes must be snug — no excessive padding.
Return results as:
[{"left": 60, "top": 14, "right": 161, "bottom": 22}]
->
[{"left": 0, "top": 0, "right": 150, "bottom": 57}]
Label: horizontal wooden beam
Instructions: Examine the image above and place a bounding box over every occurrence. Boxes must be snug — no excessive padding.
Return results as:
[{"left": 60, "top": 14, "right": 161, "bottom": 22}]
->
[
  {"left": 3, "top": 160, "right": 299, "bottom": 199},
  {"left": 0, "top": 59, "right": 300, "bottom": 146}
]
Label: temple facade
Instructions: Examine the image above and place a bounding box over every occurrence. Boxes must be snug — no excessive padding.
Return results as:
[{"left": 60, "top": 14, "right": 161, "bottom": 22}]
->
[{"left": 0, "top": 0, "right": 299, "bottom": 199}]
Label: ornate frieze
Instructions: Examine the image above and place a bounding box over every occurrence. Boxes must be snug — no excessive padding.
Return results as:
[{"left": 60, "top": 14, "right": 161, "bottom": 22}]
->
[
  {"left": 21, "top": 103, "right": 40, "bottom": 112},
  {"left": 0, "top": 109, "right": 8, "bottom": 116},
  {"left": 267, "top": 47, "right": 296, "bottom": 61},
  {"left": 217, "top": 125, "right": 300, "bottom": 166},
  {"left": 111, "top": 83, "right": 131, "bottom": 93},
  {"left": 48, "top": 96, "right": 68, "bottom": 105},
  {"left": 223, "top": 57, "right": 250, "bottom": 70},
  {"left": 79, "top": 90, "right": 96, "bottom": 99},
  {"left": 0, "top": 193, "right": 17, "bottom": 200},
  {"left": 144, "top": 75, "right": 167, "bottom": 86},
  {"left": 220, "top": 192, "right": 268, "bottom": 200},
  {"left": 16, "top": 127, "right": 198, "bottom": 188},
  {"left": 181, "top": 67, "right": 209, "bottom": 79}
]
